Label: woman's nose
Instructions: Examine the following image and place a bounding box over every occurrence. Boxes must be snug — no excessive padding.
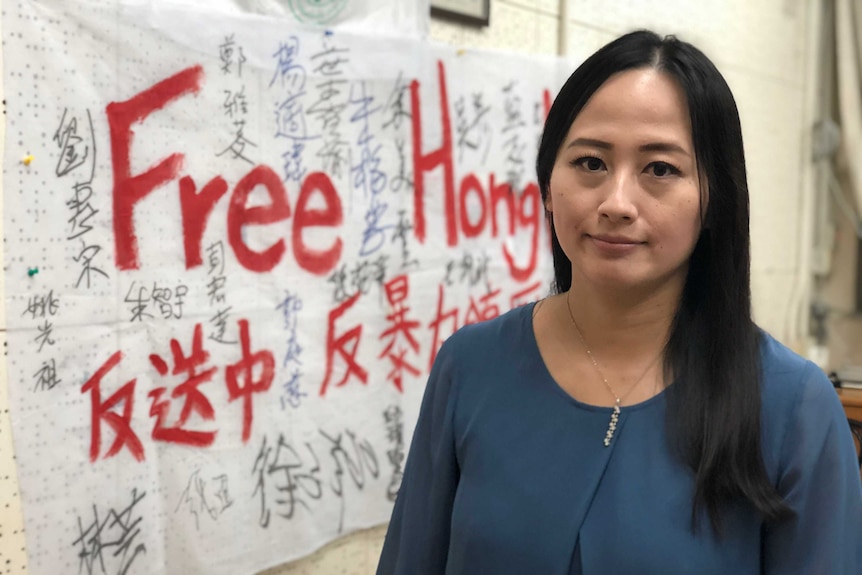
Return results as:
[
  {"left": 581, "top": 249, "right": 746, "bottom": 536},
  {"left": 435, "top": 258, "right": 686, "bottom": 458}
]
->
[{"left": 597, "top": 173, "right": 638, "bottom": 223}]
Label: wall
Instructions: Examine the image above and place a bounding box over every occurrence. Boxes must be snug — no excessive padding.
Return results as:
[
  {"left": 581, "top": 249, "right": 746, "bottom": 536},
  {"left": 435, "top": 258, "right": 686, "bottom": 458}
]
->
[
  {"left": 817, "top": 196, "right": 862, "bottom": 371},
  {"left": 0, "top": 1, "right": 826, "bottom": 574}
]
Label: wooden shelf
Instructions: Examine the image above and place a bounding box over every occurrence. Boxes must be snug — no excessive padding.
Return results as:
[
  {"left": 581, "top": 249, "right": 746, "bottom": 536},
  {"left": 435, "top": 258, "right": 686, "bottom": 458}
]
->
[{"left": 837, "top": 387, "right": 862, "bottom": 421}]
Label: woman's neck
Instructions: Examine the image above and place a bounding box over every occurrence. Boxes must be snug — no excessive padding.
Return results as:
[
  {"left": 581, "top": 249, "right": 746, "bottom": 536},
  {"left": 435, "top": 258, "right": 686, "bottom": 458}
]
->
[{"left": 565, "top": 277, "right": 682, "bottom": 360}]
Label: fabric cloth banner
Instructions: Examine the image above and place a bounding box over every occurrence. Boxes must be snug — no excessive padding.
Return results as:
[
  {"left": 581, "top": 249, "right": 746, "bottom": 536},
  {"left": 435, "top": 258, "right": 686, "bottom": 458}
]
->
[
  {"left": 2, "top": 1, "right": 567, "bottom": 573},
  {"left": 165, "top": 0, "right": 431, "bottom": 37}
]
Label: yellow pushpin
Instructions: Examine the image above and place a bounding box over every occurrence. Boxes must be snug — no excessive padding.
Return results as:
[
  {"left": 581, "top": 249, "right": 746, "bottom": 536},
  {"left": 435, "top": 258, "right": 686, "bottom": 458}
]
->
[
  {"left": 456, "top": 48, "right": 467, "bottom": 56},
  {"left": 22, "top": 154, "right": 34, "bottom": 166}
]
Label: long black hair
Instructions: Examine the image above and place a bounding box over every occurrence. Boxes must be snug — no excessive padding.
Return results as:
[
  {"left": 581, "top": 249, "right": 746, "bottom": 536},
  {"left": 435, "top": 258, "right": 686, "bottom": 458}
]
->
[{"left": 536, "top": 30, "right": 792, "bottom": 532}]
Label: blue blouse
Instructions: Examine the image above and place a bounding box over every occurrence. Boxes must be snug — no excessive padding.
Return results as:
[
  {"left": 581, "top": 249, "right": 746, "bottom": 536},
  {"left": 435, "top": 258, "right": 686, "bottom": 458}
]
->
[{"left": 377, "top": 302, "right": 862, "bottom": 574}]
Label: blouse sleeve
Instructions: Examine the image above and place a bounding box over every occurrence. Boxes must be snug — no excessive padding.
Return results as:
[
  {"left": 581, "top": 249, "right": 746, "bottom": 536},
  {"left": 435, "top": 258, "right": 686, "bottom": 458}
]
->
[
  {"left": 376, "top": 338, "right": 460, "bottom": 575},
  {"left": 762, "top": 363, "right": 862, "bottom": 574}
]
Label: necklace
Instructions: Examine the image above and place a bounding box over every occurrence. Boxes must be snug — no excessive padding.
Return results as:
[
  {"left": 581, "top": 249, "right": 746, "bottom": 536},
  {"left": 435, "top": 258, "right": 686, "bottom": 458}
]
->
[{"left": 565, "top": 291, "right": 661, "bottom": 447}]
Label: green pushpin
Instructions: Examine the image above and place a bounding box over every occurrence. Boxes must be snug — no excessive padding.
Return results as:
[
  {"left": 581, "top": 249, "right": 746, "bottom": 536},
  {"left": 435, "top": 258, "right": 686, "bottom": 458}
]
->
[{"left": 27, "top": 267, "right": 38, "bottom": 277}]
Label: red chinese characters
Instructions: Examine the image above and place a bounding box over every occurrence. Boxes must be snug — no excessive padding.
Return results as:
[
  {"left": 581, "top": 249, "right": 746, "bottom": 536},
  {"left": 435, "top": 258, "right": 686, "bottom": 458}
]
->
[
  {"left": 225, "top": 319, "right": 275, "bottom": 442},
  {"left": 147, "top": 323, "right": 218, "bottom": 447},
  {"left": 319, "top": 293, "right": 368, "bottom": 397},
  {"left": 82, "top": 319, "right": 274, "bottom": 462},
  {"left": 426, "top": 281, "right": 531, "bottom": 371},
  {"left": 316, "top": 274, "right": 536, "bottom": 398},
  {"left": 378, "top": 275, "right": 421, "bottom": 393},
  {"left": 82, "top": 351, "right": 145, "bottom": 462}
]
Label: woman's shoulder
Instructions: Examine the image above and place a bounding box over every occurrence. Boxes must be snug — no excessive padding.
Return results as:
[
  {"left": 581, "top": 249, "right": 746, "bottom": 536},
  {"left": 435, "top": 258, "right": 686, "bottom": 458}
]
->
[
  {"left": 759, "top": 330, "right": 813, "bottom": 377},
  {"left": 759, "top": 330, "right": 835, "bottom": 412},
  {"left": 759, "top": 330, "right": 832, "bottom": 402},
  {"left": 445, "top": 301, "right": 534, "bottom": 348},
  {"left": 437, "top": 302, "right": 535, "bottom": 369},
  {"left": 758, "top": 330, "right": 845, "bottom": 466},
  {"left": 756, "top": 331, "right": 859, "bottom": 502}
]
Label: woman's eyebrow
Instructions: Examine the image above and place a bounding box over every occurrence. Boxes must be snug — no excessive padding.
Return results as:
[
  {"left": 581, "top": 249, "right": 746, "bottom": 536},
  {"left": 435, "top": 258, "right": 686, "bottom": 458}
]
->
[
  {"left": 638, "top": 142, "right": 690, "bottom": 156},
  {"left": 564, "top": 138, "right": 690, "bottom": 156},
  {"left": 565, "top": 137, "right": 612, "bottom": 150}
]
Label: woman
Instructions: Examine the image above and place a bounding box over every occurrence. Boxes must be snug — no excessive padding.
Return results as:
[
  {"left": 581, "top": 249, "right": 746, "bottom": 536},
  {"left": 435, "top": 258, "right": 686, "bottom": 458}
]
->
[{"left": 377, "top": 30, "right": 862, "bottom": 574}]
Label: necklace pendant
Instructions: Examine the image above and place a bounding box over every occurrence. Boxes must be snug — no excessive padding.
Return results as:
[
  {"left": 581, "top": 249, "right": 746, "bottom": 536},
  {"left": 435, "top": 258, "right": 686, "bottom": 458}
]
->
[{"left": 603, "top": 402, "right": 621, "bottom": 447}]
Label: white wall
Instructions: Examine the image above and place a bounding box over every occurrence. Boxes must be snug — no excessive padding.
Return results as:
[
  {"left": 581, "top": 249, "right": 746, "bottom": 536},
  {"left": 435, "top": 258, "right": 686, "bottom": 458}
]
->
[{"left": 0, "top": 1, "right": 823, "bottom": 574}]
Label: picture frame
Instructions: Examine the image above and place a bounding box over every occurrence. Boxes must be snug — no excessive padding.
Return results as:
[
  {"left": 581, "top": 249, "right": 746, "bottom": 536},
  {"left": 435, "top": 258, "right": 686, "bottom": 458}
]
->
[{"left": 430, "top": 0, "right": 490, "bottom": 27}]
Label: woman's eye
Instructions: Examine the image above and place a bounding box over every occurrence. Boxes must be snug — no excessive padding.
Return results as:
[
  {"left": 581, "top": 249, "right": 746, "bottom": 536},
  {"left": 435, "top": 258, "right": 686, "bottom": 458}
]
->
[
  {"left": 646, "top": 161, "right": 680, "bottom": 177},
  {"left": 573, "top": 157, "right": 605, "bottom": 171}
]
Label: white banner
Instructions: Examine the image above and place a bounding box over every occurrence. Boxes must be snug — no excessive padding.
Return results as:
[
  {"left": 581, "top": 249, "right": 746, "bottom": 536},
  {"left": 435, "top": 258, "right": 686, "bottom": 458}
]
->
[{"left": 2, "top": 1, "right": 567, "bottom": 573}]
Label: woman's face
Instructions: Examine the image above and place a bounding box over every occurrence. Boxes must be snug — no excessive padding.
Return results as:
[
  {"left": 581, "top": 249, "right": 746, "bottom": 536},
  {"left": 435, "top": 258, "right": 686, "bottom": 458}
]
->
[{"left": 546, "top": 68, "right": 703, "bottom": 295}]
